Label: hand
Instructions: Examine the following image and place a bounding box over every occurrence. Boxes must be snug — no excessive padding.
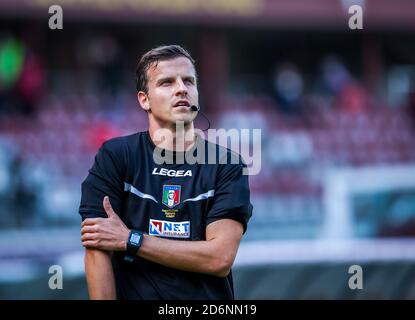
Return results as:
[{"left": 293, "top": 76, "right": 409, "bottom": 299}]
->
[{"left": 81, "top": 196, "right": 130, "bottom": 251}]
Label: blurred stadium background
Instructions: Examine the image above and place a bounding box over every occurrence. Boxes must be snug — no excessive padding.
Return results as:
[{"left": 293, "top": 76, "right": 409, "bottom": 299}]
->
[{"left": 1, "top": 0, "right": 415, "bottom": 299}]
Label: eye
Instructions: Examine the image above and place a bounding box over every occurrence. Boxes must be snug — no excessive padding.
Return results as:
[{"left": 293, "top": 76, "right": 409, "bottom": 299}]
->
[
  {"left": 184, "top": 79, "right": 195, "bottom": 85},
  {"left": 160, "top": 80, "right": 172, "bottom": 86}
]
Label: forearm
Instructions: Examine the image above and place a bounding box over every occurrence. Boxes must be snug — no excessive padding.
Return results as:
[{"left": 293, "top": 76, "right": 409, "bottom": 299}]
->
[
  {"left": 81, "top": 201, "right": 243, "bottom": 278},
  {"left": 84, "top": 248, "right": 116, "bottom": 300},
  {"left": 137, "top": 235, "right": 234, "bottom": 277}
]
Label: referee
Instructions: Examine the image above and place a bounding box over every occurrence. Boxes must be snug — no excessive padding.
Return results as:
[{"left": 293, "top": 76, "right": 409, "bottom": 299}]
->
[{"left": 79, "top": 45, "right": 253, "bottom": 300}]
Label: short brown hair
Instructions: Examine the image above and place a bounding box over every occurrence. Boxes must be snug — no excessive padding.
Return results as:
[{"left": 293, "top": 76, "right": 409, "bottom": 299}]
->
[{"left": 135, "top": 45, "right": 196, "bottom": 93}]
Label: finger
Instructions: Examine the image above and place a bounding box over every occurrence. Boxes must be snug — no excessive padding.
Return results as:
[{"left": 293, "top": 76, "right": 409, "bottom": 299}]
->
[
  {"left": 81, "top": 225, "right": 97, "bottom": 235},
  {"left": 82, "top": 240, "right": 98, "bottom": 248},
  {"left": 81, "top": 233, "right": 96, "bottom": 242},
  {"left": 103, "top": 196, "right": 116, "bottom": 218},
  {"left": 82, "top": 218, "right": 102, "bottom": 227}
]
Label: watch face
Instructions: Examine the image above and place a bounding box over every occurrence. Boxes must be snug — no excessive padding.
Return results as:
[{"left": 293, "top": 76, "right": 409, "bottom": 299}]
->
[{"left": 130, "top": 233, "right": 141, "bottom": 245}]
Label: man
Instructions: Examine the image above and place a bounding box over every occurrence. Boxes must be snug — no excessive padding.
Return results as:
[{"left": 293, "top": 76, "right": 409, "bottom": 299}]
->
[{"left": 79, "top": 45, "right": 253, "bottom": 300}]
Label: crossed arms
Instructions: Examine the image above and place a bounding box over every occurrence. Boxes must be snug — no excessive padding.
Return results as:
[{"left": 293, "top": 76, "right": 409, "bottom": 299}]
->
[{"left": 82, "top": 196, "right": 244, "bottom": 299}]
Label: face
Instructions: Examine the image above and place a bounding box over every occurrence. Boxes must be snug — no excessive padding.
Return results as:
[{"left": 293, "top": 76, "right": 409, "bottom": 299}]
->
[{"left": 138, "top": 57, "right": 198, "bottom": 127}]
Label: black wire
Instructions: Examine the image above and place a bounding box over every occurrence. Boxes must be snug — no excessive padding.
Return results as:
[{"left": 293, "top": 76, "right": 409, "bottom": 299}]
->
[{"left": 197, "top": 109, "right": 211, "bottom": 132}]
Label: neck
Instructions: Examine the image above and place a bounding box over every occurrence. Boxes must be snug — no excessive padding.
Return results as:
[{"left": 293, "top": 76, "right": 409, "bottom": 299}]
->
[{"left": 148, "top": 121, "right": 196, "bottom": 152}]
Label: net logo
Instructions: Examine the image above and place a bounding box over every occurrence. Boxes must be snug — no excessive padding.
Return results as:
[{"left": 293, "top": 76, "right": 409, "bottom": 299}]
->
[{"left": 149, "top": 219, "right": 190, "bottom": 238}]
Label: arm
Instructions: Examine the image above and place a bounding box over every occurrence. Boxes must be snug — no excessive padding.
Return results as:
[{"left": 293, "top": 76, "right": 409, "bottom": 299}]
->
[
  {"left": 81, "top": 197, "right": 244, "bottom": 277},
  {"left": 84, "top": 248, "right": 116, "bottom": 300},
  {"left": 79, "top": 141, "right": 127, "bottom": 299},
  {"left": 138, "top": 218, "right": 243, "bottom": 277}
]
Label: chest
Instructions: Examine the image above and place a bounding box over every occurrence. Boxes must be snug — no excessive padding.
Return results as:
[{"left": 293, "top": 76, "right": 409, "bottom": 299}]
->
[{"left": 122, "top": 162, "right": 217, "bottom": 240}]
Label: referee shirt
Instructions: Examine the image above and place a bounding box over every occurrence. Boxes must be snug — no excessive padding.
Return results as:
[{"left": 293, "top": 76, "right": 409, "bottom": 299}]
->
[{"left": 79, "top": 131, "right": 253, "bottom": 299}]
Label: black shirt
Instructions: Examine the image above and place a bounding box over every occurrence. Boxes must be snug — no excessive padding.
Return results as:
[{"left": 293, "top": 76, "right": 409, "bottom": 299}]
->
[{"left": 79, "top": 131, "right": 253, "bottom": 300}]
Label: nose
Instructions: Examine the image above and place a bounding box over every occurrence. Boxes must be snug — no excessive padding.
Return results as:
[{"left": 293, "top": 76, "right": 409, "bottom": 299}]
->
[{"left": 175, "top": 78, "right": 188, "bottom": 96}]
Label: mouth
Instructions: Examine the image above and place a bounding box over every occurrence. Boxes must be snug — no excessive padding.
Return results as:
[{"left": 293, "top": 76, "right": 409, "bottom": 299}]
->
[{"left": 173, "top": 100, "right": 191, "bottom": 108}]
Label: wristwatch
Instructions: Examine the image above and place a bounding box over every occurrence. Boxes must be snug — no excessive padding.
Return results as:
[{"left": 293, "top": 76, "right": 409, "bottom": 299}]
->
[{"left": 124, "top": 230, "right": 144, "bottom": 262}]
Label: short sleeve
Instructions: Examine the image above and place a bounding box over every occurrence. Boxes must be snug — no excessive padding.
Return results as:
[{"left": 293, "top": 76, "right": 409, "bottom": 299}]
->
[
  {"left": 79, "top": 140, "right": 126, "bottom": 220},
  {"left": 206, "top": 160, "right": 253, "bottom": 234}
]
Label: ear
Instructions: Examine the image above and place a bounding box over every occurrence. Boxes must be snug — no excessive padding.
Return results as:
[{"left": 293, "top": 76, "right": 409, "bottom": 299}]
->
[{"left": 137, "top": 91, "right": 150, "bottom": 112}]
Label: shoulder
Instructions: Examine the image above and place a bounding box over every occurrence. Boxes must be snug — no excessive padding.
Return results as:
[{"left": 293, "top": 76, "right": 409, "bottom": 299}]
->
[
  {"left": 95, "top": 132, "right": 144, "bottom": 172},
  {"left": 100, "top": 132, "right": 142, "bottom": 155},
  {"left": 203, "top": 138, "right": 246, "bottom": 168}
]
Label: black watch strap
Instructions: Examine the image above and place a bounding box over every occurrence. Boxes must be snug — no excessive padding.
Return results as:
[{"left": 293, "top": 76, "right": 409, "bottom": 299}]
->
[{"left": 124, "top": 230, "right": 144, "bottom": 262}]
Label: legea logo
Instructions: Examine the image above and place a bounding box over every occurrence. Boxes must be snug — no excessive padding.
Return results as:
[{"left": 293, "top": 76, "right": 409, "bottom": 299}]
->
[{"left": 152, "top": 168, "right": 192, "bottom": 177}]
